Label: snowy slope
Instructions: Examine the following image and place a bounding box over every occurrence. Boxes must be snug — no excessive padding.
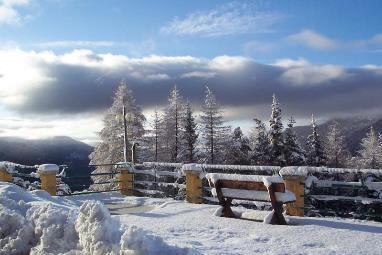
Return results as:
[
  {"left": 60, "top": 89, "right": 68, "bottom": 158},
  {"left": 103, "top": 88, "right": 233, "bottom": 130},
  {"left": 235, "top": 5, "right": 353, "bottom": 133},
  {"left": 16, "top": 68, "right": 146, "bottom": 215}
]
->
[{"left": 1, "top": 182, "right": 382, "bottom": 255}]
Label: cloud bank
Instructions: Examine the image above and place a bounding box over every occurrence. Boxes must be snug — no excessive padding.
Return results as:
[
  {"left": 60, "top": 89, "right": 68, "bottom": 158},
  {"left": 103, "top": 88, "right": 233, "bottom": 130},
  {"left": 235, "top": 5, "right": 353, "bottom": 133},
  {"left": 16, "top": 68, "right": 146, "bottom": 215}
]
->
[{"left": 1, "top": 48, "right": 382, "bottom": 122}]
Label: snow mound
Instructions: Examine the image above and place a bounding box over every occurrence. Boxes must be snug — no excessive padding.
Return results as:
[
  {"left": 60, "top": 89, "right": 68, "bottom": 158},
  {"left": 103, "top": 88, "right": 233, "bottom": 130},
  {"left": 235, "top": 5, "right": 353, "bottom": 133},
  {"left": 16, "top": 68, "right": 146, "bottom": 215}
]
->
[{"left": 0, "top": 183, "right": 196, "bottom": 255}]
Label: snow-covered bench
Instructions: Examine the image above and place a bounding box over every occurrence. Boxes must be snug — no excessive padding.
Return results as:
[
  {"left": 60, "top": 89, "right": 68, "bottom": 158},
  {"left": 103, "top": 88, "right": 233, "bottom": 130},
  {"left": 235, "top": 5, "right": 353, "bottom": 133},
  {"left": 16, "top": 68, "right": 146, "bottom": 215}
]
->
[{"left": 206, "top": 173, "right": 296, "bottom": 225}]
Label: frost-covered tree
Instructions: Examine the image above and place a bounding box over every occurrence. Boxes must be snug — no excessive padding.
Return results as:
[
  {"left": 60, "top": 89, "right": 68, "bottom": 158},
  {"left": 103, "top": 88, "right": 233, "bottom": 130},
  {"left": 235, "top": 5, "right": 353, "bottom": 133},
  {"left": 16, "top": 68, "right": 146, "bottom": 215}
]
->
[
  {"left": 180, "top": 102, "right": 198, "bottom": 163},
  {"left": 251, "top": 118, "right": 270, "bottom": 165},
  {"left": 306, "top": 114, "right": 326, "bottom": 166},
  {"left": 356, "top": 126, "right": 381, "bottom": 168},
  {"left": 150, "top": 107, "right": 161, "bottom": 162},
  {"left": 162, "top": 86, "right": 185, "bottom": 162},
  {"left": 89, "top": 82, "right": 146, "bottom": 190},
  {"left": 325, "top": 122, "right": 348, "bottom": 167},
  {"left": 268, "top": 94, "right": 284, "bottom": 165},
  {"left": 224, "top": 127, "right": 251, "bottom": 165},
  {"left": 200, "top": 87, "right": 229, "bottom": 164},
  {"left": 284, "top": 117, "right": 305, "bottom": 166}
]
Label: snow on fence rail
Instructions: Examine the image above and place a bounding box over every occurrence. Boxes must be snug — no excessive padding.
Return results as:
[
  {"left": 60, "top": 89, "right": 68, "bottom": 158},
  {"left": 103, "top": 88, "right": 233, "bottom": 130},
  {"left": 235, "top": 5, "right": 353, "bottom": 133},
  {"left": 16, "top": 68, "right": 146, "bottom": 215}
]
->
[{"left": 280, "top": 166, "right": 382, "bottom": 177}]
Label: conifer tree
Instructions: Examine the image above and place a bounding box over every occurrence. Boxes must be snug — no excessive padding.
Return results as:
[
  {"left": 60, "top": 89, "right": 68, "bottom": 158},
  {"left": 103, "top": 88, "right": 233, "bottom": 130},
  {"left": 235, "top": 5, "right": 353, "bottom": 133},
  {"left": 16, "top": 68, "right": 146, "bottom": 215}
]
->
[
  {"left": 180, "top": 102, "right": 198, "bottom": 163},
  {"left": 284, "top": 116, "right": 305, "bottom": 166},
  {"left": 357, "top": 126, "right": 381, "bottom": 168},
  {"left": 251, "top": 118, "right": 270, "bottom": 165},
  {"left": 162, "top": 86, "right": 185, "bottom": 162},
  {"left": 325, "top": 121, "right": 348, "bottom": 167},
  {"left": 225, "top": 127, "right": 251, "bottom": 165},
  {"left": 306, "top": 114, "right": 326, "bottom": 166},
  {"left": 89, "top": 82, "right": 145, "bottom": 190},
  {"left": 268, "top": 94, "right": 284, "bottom": 165},
  {"left": 150, "top": 107, "right": 161, "bottom": 162},
  {"left": 200, "top": 87, "right": 229, "bottom": 164}
]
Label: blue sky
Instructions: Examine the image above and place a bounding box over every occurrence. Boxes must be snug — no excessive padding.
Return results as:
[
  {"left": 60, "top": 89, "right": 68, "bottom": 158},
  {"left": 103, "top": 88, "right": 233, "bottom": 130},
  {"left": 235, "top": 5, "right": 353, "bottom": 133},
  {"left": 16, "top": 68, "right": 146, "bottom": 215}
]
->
[
  {"left": 2, "top": 0, "right": 381, "bottom": 65},
  {"left": 0, "top": 0, "right": 382, "bottom": 143}
]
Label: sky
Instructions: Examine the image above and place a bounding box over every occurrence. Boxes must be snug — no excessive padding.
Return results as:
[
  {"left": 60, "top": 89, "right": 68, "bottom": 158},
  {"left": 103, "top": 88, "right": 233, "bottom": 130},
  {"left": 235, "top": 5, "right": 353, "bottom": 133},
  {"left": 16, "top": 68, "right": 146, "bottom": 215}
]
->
[{"left": 0, "top": 0, "right": 382, "bottom": 144}]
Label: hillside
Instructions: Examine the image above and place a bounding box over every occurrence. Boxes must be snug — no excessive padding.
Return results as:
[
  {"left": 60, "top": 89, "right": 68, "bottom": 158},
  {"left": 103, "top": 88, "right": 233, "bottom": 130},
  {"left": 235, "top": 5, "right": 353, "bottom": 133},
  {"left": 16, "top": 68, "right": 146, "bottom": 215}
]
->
[
  {"left": 0, "top": 136, "right": 93, "bottom": 176},
  {"left": 293, "top": 118, "right": 382, "bottom": 154}
]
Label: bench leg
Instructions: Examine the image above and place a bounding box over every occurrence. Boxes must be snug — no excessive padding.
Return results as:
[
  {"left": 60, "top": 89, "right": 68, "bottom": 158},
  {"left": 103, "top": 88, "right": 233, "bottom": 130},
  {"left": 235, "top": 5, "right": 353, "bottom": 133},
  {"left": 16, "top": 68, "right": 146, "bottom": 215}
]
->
[
  {"left": 221, "top": 198, "right": 235, "bottom": 218},
  {"left": 270, "top": 203, "right": 287, "bottom": 225}
]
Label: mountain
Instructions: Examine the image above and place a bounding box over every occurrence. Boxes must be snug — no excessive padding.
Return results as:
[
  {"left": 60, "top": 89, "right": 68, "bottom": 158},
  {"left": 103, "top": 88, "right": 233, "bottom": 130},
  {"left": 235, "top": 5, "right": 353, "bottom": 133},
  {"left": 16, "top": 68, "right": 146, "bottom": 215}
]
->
[
  {"left": 293, "top": 118, "right": 381, "bottom": 154},
  {"left": 0, "top": 136, "right": 93, "bottom": 176}
]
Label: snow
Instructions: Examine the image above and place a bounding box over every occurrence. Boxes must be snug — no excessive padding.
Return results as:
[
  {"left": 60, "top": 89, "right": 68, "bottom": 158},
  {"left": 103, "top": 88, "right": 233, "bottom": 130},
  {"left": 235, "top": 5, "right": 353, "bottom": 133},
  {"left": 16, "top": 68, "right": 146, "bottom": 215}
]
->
[
  {"left": 0, "top": 161, "right": 19, "bottom": 173},
  {"left": 37, "top": 164, "right": 59, "bottom": 173},
  {"left": 0, "top": 182, "right": 195, "bottom": 255},
  {"left": 280, "top": 166, "right": 382, "bottom": 177},
  {"left": 263, "top": 211, "right": 274, "bottom": 224},
  {"left": 1, "top": 182, "right": 382, "bottom": 255},
  {"left": 115, "top": 162, "right": 134, "bottom": 172},
  {"left": 206, "top": 173, "right": 284, "bottom": 186},
  {"left": 198, "top": 164, "right": 281, "bottom": 172},
  {"left": 181, "top": 163, "right": 203, "bottom": 173},
  {"left": 211, "top": 188, "right": 296, "bottom": 203}
]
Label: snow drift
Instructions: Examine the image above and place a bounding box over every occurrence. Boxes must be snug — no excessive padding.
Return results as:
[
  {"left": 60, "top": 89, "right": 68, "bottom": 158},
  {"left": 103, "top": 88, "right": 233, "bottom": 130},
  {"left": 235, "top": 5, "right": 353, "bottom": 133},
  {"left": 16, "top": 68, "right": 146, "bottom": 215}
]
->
[{"left": 0, "top": 182, "right": 196, "bottom": 255}]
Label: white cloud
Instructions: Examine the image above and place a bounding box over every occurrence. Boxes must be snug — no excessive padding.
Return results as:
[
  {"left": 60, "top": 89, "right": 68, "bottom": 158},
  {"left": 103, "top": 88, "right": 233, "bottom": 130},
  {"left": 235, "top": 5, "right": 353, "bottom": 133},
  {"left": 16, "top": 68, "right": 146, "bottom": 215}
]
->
[
  {"left": 180, "top": 71, "right": 216, "bottom": 79},
  {"left": 34, "top": 41, "right": 116, "bottom": 48},
  {"left": 286, "top": 29, "right": 338, "bottom": 50},
  {"left": 280, "top": 64, "right": 345, "bottom": 86},
  {"left": 0, "top": 114, "right": 103, "bottom": 144},
  {"left": 160, "top": 2, "right": 284, "bottom": 36},
  {"left": 243, "top": 40, "right": 279, "bottom": 54},
  {"left": 370, "top": 34, "right": 382, "bottom": 44},
  {"left": 32, "top": 39, "right": 156, "bottom": 57},
  {"left": 0, "top": 0, "right": 31, "bottom": 25},
  {"left": 272, "top": 58, "right": 309, "bottom": 68},
  {"left": 209, "top": 55, "right": 251, "bottom": 71}
]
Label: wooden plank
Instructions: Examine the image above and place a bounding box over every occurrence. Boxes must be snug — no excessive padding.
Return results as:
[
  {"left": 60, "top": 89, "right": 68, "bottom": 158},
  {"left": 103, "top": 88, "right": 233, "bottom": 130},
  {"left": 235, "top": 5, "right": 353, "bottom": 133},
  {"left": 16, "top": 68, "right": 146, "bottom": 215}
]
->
[{"left": 208, "top": 179, "right": 285, "bottom": 192}]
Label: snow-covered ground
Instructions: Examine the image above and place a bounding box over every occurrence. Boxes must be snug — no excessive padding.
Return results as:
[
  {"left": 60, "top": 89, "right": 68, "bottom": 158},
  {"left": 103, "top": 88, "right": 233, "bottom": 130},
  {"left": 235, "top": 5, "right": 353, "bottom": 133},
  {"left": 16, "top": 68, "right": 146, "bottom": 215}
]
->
[{"left": 1, "top": 182, "right": 381, "bottom": 255}]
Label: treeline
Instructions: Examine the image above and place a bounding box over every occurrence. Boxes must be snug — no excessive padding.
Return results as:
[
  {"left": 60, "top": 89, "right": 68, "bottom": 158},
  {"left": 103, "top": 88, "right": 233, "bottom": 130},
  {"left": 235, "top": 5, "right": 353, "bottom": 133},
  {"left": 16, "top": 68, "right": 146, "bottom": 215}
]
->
[{"left": 90, "top": 82, "right": 382, "bottom": 170}]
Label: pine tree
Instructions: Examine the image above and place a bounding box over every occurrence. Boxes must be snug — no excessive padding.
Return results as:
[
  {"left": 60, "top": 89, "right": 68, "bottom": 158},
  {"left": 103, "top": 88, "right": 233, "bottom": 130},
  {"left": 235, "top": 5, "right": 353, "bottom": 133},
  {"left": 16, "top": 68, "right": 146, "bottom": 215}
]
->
[
  {"left": 224, "top": 127, "right": 251, "bottom": 165},
  {"left": 180, "top": 102, "right": 198, "bottom": 163},
  {"left": 89, "top": 82, "right": 145, "bottom": 190},
  {"left": 268, "top": 94, "right": 284, "bottom": 165},
  {"left": 200, "top": 86, "right": 229, "bottom": 164},
  {"left": 162, "top": 86, "right": 185, "bottom": 162},
  {"left": 357, "top": 126, "right": 381, "bottom": 168},
  {"left": 150, "top": 107, "right": 161, "bottom": 162},
  {"left": 284, "top": 116, "right": 306, "bottom": 166},
  {"left": 306, "top": 114, "right": 326, "bottom": 166},
  {"left": 251, "top": 118, "right": 270, "bottom": 165},
  {"left": 325, "top": 121, "right": 348, "bottom": 167}
]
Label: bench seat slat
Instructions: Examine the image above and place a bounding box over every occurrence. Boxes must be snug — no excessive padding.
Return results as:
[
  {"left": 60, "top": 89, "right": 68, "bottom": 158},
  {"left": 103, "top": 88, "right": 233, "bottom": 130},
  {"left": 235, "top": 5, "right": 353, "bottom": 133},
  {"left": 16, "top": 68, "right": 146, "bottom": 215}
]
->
[
  {"left": 213, "top": 179, "right": 285, "bottom": 192},
  {"left": 211, "top": 188, "right": 296, "bottom": 203}
]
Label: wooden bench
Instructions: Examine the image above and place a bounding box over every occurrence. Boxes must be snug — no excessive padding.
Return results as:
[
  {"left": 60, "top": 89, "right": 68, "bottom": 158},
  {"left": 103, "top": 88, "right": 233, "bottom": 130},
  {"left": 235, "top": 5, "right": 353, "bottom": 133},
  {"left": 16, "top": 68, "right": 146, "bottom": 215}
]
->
[{"left": 206, "top": 173, "right": 296, "bottom": 225}]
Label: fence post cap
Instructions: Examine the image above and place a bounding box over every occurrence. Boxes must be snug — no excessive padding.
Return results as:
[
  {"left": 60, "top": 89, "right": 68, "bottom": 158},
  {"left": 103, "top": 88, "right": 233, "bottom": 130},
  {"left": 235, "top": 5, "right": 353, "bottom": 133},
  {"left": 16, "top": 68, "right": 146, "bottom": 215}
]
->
[
  {"left": 38, "top": 164, "right": 59, "bottom": 174},
  {"left": 115, "top": 162, "right": 134, "bottom": 172},
  {"left": 0, "top": 162, "right": 17, "bottom": 174},
  {"left": 181, "top": 163, "right": 203, "bottom": 175},
  {"left": 280, "top": 166, "right": 308, "bottom": 177}
]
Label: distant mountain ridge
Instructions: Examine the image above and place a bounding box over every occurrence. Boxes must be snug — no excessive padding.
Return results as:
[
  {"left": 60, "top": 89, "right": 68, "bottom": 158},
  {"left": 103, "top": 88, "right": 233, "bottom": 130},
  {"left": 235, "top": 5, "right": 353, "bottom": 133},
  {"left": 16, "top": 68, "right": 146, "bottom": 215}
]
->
[
  {"left": 293, "top": 117, "right": 382, "bottom": 154},
  {"left": 0, "top": 136, "right": 93, "bottom": 175}
]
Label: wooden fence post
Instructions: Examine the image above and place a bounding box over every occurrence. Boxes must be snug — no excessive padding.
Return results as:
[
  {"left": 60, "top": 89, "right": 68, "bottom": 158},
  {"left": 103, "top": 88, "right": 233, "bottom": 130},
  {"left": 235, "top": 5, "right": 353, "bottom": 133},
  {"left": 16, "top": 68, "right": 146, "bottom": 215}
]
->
[
  {"left": 183, "top": 164, "right": 203, "bottom": 204},
  {"left": 119, "top": 163, "right": 134, "bottom": 196},
  {"left": 38, "top": 164, "right": 59, "bottom": 196},
  {"left": 283, "top": 175, "right": 305, "bottom": 217},
  {"left": 0, "top": 165, "right": 13, "bottom": 182}
]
